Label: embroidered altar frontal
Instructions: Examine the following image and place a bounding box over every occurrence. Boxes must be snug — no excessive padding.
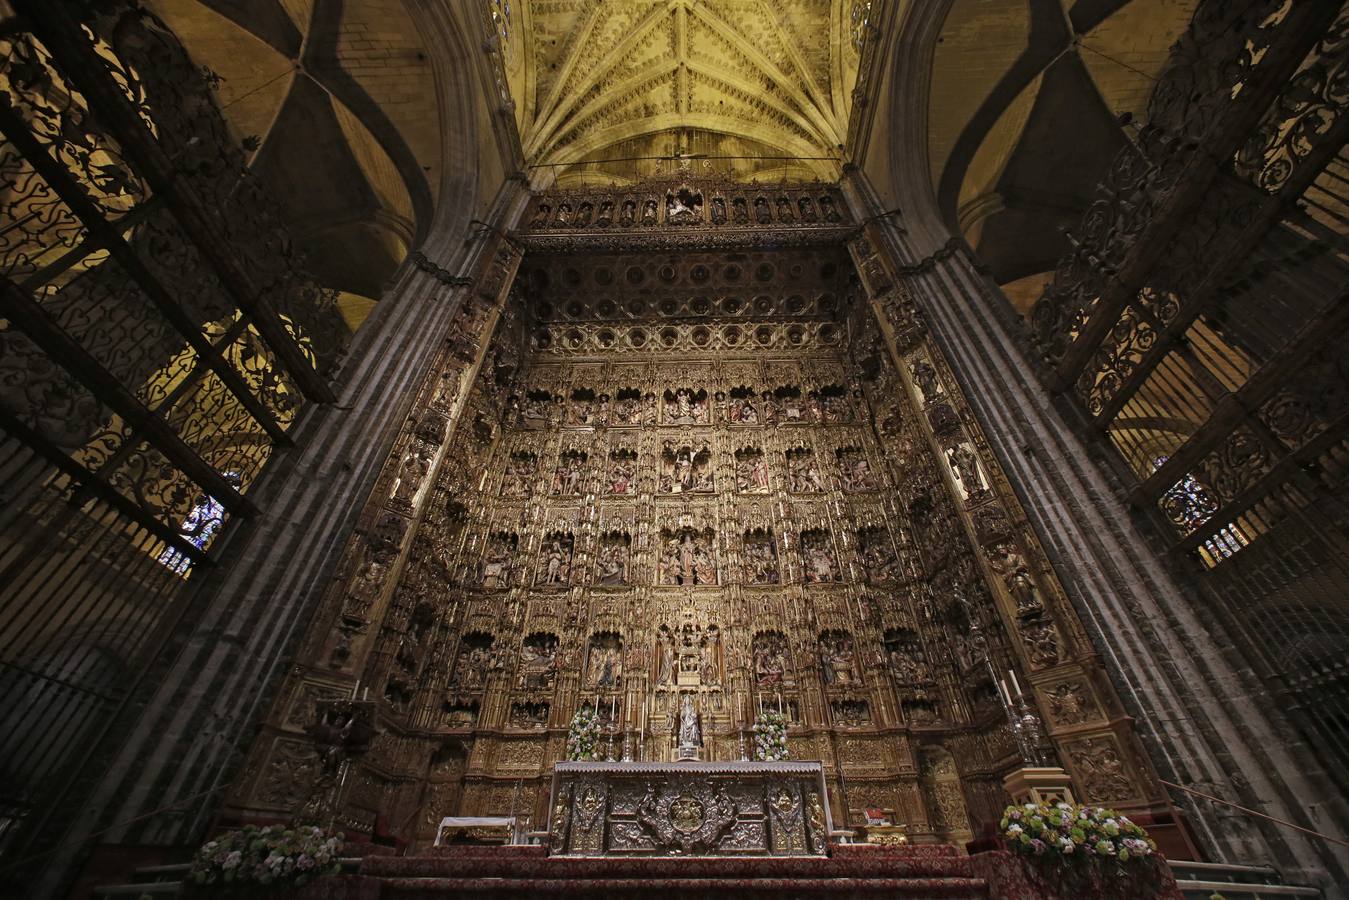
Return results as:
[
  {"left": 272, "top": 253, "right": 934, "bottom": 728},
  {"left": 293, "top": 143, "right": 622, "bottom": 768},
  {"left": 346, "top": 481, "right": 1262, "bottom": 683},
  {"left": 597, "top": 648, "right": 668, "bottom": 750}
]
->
[{"left": 549, "top": 762, "right": 834, "bottom": 857}]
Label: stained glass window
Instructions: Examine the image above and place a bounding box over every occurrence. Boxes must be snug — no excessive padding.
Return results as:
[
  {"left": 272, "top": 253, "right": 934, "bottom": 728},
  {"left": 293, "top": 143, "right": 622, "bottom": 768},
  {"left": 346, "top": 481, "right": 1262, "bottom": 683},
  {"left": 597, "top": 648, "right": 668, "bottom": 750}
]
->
[
  {"left": 158, "top": 472, "right": 240, "bottom": 575},
  {"left": 1154, "top": 457, "right": 1248, "bottom": 564},
  {"left": 1157, "top": 459, "right": 1218, "bottom": 533}
]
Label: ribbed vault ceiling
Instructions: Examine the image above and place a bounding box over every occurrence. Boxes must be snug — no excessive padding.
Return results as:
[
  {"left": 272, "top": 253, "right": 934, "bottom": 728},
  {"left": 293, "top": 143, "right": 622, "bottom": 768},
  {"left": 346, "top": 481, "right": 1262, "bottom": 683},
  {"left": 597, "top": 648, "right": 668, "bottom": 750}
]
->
[
  {"left": 507, "top": 0, "right": 863, "bottom": 185},
  {"left": 924, "top": 0, "right": 1201, "bottom": 296},
  {"left": 146, "top": 0, "right": 449, "bottom": 328}
]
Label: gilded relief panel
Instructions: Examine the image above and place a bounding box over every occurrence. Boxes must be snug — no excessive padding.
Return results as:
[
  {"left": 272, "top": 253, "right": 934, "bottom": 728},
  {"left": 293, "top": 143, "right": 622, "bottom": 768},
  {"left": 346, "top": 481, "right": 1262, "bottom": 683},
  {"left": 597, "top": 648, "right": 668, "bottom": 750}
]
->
[{"left": 232, "top": 209, "right": 1163, "bottom": 846}]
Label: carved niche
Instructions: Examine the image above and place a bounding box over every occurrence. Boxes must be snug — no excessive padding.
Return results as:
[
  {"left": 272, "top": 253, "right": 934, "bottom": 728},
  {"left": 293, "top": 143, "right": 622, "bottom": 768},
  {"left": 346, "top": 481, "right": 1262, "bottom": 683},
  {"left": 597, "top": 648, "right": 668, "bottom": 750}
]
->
[
  {"left": 742, "top": 528, "right": 780, "bottom": 584},
  {"left": 657, "top": 527, "right": 717, "bottom": 586}
]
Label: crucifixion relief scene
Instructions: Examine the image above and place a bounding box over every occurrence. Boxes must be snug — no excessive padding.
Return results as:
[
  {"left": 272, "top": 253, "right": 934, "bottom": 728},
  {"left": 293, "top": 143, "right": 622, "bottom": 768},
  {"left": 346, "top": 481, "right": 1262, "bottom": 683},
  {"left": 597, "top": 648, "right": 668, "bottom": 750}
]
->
[{"left": 1, "top": 0, "right": 1347, "bottom": 897}]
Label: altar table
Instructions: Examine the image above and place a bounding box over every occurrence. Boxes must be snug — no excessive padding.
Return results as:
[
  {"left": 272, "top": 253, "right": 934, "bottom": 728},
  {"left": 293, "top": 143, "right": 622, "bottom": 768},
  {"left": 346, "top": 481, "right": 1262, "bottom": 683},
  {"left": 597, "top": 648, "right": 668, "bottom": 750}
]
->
[{"left": 548, "top": 761, "right": 834, "bottom": 857}]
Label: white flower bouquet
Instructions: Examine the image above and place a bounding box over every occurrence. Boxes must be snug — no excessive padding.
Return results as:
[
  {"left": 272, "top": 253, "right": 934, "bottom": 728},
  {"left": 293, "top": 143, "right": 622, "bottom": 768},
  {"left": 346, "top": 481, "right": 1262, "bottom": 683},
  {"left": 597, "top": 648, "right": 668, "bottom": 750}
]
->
[
  {"left": 1001, "top": 801, "right": 1156, "bottom": 863},
  {"left": 566, "top": 706, "right": 602, "bottom": 760},
  {"left": 752, "top": 710, "right": 789, "bottom": 761},
  {"left": 189, "top": 824, "right": 342, "bottom": 890}
]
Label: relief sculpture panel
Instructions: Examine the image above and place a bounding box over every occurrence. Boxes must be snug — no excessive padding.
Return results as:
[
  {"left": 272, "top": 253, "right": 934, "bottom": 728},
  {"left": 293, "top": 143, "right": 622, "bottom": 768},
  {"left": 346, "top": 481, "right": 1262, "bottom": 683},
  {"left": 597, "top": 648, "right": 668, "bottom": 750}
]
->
[{"left": 233, "top": 217, "right": 1160, "bottom": 846}]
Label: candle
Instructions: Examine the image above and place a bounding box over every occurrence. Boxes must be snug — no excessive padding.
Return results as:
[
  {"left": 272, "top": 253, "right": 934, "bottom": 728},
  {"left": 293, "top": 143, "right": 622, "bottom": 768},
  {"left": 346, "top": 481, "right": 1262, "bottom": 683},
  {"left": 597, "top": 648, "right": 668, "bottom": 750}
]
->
[
  {"left": 362, "top": 687, "right": 369, "bottom": 701},
  {"left": 594, "top": 694, "right": 600, "bottom": 715},
  {"left": 351, "top": 680, "right": 359, "bottom": 700},
  {"left": 1009, "top": 669, "right": 1022, "bottom": 698},
  {"left": 611, "top": 695, "right": 617, "bottom": 725},
  {"left": 999, "top": 678, "right": 1012, "bottom": 706}
]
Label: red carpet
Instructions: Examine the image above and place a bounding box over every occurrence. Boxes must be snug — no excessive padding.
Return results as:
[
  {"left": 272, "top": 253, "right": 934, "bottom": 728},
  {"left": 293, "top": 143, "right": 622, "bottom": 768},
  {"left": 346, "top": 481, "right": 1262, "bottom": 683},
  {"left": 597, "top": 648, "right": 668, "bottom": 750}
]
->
[
  {"left": 292, "top": 844, "right": 983, "bottom": 898},
  {"left": 291, "top": 843, "right": 1181, "bottom": 899}
]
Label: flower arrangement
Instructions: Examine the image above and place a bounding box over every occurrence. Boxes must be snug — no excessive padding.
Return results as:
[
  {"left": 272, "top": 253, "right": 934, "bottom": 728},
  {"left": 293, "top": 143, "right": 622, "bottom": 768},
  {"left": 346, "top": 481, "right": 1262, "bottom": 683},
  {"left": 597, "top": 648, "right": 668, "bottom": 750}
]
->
[
  {"left": 1000, "top": 801, "right": 1156, "bottom": 864},
  {"left": 566, "top": 706, "right": 602, "bottom": 760},
  {"left": 752, "top": 710, "right": 789, "bottom": 761},
  {"left": 189, "top": 824, "right": 342, "bottom": 890}
]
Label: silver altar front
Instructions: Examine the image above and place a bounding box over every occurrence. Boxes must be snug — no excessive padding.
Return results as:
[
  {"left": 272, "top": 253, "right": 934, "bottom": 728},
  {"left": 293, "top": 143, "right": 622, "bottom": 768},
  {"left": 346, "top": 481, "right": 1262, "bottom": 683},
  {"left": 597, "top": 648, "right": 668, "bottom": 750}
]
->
[{"left": 548, "top": 761, "right": 833, "bottom": 857}]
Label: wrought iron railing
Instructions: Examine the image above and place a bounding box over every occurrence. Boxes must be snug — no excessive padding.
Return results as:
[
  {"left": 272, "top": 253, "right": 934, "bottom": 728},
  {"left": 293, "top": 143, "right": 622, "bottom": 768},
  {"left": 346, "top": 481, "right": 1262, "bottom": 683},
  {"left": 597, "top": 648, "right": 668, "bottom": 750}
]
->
[
  {"left": 0, "top": 1, "right": 348, "bottom": 862},
  {"left": 1022, "top": 0, "right": 1349, "bottom": 786}
]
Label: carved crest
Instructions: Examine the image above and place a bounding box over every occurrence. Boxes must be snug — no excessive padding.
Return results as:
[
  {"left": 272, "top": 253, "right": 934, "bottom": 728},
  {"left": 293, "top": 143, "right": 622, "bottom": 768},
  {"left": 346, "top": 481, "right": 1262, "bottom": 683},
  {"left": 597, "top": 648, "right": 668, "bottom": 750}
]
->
[{"left": 635, "top": 781, "right": 738, "bottom": 853}]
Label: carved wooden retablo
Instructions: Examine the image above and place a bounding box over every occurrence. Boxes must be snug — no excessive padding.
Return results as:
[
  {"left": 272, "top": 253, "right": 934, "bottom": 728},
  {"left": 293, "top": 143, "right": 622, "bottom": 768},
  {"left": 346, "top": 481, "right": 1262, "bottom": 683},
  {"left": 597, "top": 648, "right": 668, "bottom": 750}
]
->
[
  {"left": 233, "top": 186, "right": 1163, "bottom": 849},
  {"left": 549, "top": 762, "right": 832, "bottom": 857}
]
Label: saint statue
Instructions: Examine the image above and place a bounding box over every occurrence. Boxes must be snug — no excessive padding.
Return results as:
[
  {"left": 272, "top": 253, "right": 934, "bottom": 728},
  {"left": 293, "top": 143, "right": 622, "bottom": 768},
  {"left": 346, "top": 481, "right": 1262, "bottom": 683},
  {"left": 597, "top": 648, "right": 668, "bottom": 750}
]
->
[
  {"left": 609, "top": 457, "right": 634, "bottom": 494},
  {"left": 597, "top": 540, "right": 628, "bottom": 584},
  {"left": 700, "top": 630, "right": 720, "bottom": 684},
  {"left": 678, "top": 534, "right": 696, "bottom": 583},
  {"left": 657, "top": 635, "right": 675, "bottom": 685},
  {"left": 676, "top": 693, "right": 701, "bottom": 759},
  {"left": 910, "top": 360, "right": 939, "bottom": 402},
  {"left": 947, "top": 443, "right": 984, "bottom": 495}
]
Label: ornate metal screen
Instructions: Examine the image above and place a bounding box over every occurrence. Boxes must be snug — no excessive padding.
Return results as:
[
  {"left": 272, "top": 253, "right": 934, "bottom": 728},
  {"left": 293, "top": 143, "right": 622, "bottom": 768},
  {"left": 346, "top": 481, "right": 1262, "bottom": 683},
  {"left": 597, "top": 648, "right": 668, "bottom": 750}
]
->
[
  {"left": 1027, "top": 0, "right": 1349, "bottom": 781},
  {"left": 0, "top": 2, "right": 347, "bottom": 858}
]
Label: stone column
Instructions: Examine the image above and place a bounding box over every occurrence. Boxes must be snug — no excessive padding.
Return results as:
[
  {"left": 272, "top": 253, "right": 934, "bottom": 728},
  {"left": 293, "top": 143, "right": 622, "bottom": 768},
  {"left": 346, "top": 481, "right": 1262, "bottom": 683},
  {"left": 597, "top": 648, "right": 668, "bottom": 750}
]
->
[
  {"left": 842, "top": 169, "right": 1349, "bottom": 886},
  {"left": 28, "top": 169, "right": 528, "bottom": 895}
]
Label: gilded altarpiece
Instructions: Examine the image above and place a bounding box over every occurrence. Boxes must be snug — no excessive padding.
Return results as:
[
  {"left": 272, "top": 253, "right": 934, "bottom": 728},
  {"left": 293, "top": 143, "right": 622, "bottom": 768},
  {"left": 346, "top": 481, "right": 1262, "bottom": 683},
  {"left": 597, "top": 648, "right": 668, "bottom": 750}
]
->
[{"left": 227, "top": 182, "right": 1166, "bottom": 849}]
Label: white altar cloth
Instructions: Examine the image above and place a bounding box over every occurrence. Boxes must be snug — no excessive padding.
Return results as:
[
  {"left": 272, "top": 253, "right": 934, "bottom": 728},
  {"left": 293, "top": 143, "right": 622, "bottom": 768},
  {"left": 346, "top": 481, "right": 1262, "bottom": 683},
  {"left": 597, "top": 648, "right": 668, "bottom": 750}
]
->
[{"left": 434, "top": 816, "right": 518, "bottom": 845}]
